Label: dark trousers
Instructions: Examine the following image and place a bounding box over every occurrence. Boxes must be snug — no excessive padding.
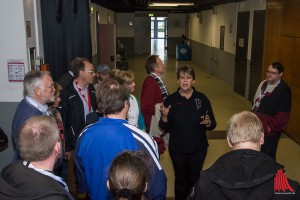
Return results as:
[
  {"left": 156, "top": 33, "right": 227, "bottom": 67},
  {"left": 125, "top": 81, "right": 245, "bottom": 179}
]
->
[
  {"left": 169, "top": 148, "right": 207, "bottom": 200},
  {"left": 261, "top": 133, "right": 281, "bottom": 160}
]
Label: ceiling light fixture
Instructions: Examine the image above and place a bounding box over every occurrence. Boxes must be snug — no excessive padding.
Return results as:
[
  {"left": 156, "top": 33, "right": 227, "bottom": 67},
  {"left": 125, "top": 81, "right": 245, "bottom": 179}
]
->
[{"left": 148, "top": 2, "right": 194, "bottom": 7}]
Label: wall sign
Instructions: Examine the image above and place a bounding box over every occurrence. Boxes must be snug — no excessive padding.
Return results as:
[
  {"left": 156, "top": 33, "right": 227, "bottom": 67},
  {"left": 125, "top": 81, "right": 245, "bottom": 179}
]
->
[
  {"left": 239, "top": 38, "right": 244, "bottom": 47},
  {"left": 7, "top": 60, "right": 25, "bottom": 82}
]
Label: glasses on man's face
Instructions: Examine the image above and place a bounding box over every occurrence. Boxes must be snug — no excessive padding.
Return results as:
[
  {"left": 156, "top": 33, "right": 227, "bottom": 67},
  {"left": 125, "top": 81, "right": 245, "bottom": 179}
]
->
[
  {"left": 266, "top": 70, "right": 279, "bottom": 75},
  {"left": 42, "top": 83, "right": 55, "bottom": 89},
  {"left": 84, "top": 69, "right": 95, "bottom": 74}
]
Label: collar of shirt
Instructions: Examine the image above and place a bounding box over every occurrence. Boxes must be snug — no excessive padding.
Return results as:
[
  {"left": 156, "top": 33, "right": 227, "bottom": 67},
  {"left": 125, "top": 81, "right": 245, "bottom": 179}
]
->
[
  {"left": 73, "top": 81, "right": 89, "bottom": 94},
  {"left": 26, "top": 96, "right": 49, "bottom": 115},
  {"left": 23, "top": 161, "right": 69, "bottom": 191}
]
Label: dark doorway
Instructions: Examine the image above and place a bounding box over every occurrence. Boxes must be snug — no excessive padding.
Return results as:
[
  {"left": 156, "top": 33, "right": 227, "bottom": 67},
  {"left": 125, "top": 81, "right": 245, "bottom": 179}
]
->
[
  {"left": 234, "top": 11, "right": 250, "bottom": 97},
  {"left": 248, "top": 10, "right": 265, "bottom": 101}
]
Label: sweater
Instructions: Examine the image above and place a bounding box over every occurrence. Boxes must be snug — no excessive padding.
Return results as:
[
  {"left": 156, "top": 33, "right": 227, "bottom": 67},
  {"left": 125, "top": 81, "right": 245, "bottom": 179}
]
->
[
  {"left": 141, "top": 76, "right": 163, "bottom": 131},
  {"left": 252, "top": 79, "right": 291, "bottom": 136}
]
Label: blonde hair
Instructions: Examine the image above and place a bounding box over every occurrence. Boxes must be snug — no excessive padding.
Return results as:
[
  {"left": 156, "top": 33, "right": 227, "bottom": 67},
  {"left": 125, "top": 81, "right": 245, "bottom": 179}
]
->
[
  {"left": 110, "top": 70, "right": 135, "bottom": 85},
  {"left": 120, "top": 71, "right": 135, "bottom": 85},
  {"left": 109, "top": 69, "right": 121, "bottom": 79},
  {"left": 226, "top": 111, "right": 263, "bottom": 146},
  {"left": 54, "top": 82, "right": 62, "bottom": 98}
]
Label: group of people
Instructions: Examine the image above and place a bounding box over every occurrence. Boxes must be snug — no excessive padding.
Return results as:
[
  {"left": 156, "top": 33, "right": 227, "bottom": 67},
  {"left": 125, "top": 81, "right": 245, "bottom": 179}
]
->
[{"left": 0, "top": 55, "right": 299, "bottom": 200}]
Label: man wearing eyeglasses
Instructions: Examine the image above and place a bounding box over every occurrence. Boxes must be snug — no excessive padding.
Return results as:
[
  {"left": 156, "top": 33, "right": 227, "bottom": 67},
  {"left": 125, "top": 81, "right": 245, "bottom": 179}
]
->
[
  {"left": 252, "top": 61, "right": 291, "bottom": 160},
  {"left": 60, "top": 57, "right": 97, "bottom": 199},
  {"left": 12, "top": 70, "right": 55, "bottom": 160}
]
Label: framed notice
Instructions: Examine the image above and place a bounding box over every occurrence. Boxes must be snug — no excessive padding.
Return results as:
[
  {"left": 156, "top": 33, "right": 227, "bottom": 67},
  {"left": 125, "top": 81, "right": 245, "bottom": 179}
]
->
[{"left": 7, "top": 60, "right": 25, "bottom": 82}]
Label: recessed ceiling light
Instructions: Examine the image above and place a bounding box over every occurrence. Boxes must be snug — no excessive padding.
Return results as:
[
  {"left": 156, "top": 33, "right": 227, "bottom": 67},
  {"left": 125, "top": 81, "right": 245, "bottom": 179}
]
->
[{"left": 149, "top": 2, "right": 194, "bottom": 7}]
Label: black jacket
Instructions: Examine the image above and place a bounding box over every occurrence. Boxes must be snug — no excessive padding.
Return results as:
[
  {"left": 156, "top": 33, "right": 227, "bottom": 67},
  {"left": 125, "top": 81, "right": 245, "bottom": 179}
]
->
[
  {"left": 60, "top": 82, "right": 97, "bottom": 151},
  {"left": 0, "top": 161, "right": 74, "bottom": 200},
  {"left": 187, "top": 149, "right": 300, "bottom": 200},
  {"left": 159, "top": 88, "right": 216, "bottom": 153}
]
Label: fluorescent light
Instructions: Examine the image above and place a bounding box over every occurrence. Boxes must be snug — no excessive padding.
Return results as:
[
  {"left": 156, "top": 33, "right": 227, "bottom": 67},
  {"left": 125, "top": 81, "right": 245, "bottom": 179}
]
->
[{"left": 149, "top": 2, "right": 194, "bottom": 7}]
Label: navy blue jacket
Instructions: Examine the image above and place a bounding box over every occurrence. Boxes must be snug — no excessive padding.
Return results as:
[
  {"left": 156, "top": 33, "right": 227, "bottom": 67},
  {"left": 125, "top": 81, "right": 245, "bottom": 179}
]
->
[{"left": 12, "top": 98, "right": 44, "bottom": 160}]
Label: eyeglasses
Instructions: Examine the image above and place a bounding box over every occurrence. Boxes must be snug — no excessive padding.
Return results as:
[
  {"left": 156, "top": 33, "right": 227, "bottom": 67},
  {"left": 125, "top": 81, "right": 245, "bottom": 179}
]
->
[
  {"left": 266, "top": 70, "right": 279, "bottom": 75},
  {"left": 42, "top": 83, "right": 55, "bottom": 89},
  {"left": 84, "top": 69, "right": 95, "bottom": 74}
]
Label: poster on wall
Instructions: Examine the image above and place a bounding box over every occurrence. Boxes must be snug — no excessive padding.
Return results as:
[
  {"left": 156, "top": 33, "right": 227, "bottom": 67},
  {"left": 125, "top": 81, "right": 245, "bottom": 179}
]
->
[{"left": 7, "top": 59, "right": 25, "bottom": 82}]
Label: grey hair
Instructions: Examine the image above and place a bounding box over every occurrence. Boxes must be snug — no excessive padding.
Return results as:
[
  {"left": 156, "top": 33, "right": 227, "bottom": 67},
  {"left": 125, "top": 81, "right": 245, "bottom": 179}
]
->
[{"left": 24, "top": 70, "right": 51, "bottom": 97}]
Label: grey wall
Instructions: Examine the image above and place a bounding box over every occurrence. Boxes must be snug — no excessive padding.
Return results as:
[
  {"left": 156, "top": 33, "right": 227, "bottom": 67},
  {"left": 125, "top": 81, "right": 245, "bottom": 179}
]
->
[
  {"left": 0, "top": 102, "right": 18, "bottom": 171},
  {"left": 190, "top": 40, "right": 213, "bottom": 73},
  {"left": 190, "top": 39, "right": 235, "bottom": 88},
  {"left": 212, "top": 48, "right": 236, "bottom": 88}
]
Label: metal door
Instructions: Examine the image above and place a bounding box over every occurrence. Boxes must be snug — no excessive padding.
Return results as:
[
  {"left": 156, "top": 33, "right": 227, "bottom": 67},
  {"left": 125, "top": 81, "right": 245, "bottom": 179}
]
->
[
  {"left": 234, "top": 11, "right": 250, "bottom": 97},
  {"left": 249, "top": 10, "right": 265, "bottom": 101}
]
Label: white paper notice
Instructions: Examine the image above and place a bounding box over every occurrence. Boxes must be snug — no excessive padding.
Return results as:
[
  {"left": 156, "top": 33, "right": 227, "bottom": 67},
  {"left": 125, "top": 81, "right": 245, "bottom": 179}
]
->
[{"left": 7, "top": 60, "right": 25, "bottom": 82}]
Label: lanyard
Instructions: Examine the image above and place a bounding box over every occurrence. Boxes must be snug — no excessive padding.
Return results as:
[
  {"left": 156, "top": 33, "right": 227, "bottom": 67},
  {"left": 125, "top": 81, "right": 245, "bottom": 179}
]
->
[
  {"left": 74, "top": 80, "right": 92, "bottom": 112},
  {"left": 253, "top": 80, "right": 280, "bottom": 112}
]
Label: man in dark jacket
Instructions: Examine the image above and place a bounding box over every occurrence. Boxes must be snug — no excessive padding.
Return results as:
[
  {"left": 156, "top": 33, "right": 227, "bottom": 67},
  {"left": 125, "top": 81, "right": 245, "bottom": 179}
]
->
[
  {"left": 187, "top": 111, "right": 300, "bottom": 200},
  {"left": 0, "top": 115, "right": 73, "bottom": 200},
  {"left": 252, "top": 61, "right": 291, "bottom": 160},
  {"left": 60, "top": 57, "right": 97, "bottom": 198}
]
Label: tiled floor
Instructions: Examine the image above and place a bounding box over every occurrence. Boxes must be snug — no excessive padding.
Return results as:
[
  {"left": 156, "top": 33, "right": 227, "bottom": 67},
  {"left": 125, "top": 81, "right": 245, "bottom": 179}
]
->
[{"left": 127, "top": 53, "right": 300, "bottom": 198}]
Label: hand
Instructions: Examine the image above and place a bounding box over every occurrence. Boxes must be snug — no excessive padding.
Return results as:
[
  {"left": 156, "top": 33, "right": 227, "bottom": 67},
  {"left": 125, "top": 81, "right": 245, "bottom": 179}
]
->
[
  {"left": 64, "top": 151, "right": 72, "bottom": 160},
  {"left": 161, "top": 104, "right": 171, "bottom": 117},
  {"left": 200, "top": 111, "right": 211, "bottom": 127}
]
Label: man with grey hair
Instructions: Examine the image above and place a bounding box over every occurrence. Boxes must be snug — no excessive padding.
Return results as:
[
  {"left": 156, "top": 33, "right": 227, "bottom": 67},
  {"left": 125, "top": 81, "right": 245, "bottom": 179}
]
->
[
  {"left": 12, "top": 70, "right": 55, "bottom": 160},
  {"left": 0, "top": 116, "right": 73, "bottom": 199},
  {"left": 187, "top": 111, "right": 300, "bottom": 200}
]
